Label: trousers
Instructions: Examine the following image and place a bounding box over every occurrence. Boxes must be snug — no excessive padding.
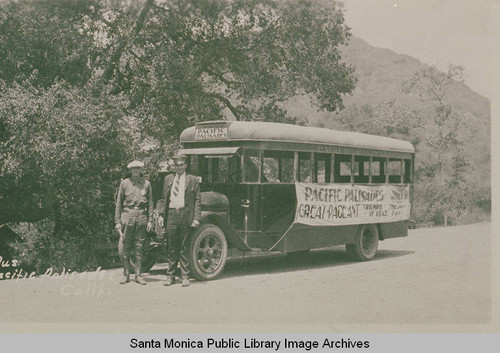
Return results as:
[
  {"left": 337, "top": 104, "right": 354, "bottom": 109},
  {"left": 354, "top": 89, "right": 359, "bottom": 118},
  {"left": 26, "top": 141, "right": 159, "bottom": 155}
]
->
[
  {"left": 118, "top": 208, "right": 147, "bottom": 275},
  {"left": 165, "top": 208, "right": 190, "bottom": 279}
]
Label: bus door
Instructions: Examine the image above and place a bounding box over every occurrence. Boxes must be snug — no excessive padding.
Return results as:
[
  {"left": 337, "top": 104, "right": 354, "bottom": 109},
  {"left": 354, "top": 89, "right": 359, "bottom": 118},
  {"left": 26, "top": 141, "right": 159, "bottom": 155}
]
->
[
  {"left": 233, "top": 150, "right": 262, "bottom": 232},
  {"left": 260, "top": 151, "right": 296, "bottom": 232}
]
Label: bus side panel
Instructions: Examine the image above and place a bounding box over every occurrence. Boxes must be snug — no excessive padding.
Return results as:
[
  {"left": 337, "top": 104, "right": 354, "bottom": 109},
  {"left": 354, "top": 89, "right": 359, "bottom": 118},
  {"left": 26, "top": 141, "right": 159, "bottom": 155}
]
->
[
  {"left": 379, "top": 221, "right": 408, "bottom": 240},
  {"left": 279, "top": 224, "right": 358, "bottom": 252}
]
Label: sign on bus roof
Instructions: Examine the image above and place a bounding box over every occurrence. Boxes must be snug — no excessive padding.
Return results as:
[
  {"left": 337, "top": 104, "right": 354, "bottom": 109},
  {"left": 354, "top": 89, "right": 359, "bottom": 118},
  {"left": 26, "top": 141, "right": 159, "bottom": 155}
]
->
[{"left": 195, "top": 122, "right": 228, "bottom": 141}]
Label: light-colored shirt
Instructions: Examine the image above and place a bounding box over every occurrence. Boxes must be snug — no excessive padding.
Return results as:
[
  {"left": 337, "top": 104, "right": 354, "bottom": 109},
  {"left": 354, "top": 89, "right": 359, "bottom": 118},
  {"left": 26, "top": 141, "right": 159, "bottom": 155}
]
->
[
  {"left": 169, "top": 173, "right": 186, "bottom": 209},
  {"left": 115, "top": 177, "right": 153, "bottom": 223}
]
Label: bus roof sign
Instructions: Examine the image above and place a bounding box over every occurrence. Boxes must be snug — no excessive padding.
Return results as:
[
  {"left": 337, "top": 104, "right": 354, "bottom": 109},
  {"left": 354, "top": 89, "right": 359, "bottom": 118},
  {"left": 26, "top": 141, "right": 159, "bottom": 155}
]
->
[{"left": 195, "top": 122, "right": 228, "bottom": 141}]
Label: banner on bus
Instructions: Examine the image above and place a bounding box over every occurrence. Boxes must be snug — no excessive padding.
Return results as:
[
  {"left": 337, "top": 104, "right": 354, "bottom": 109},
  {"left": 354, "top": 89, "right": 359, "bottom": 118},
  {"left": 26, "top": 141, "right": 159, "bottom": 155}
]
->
[{"left": 294, "top": 183, "right": 411, "bottom": 226}]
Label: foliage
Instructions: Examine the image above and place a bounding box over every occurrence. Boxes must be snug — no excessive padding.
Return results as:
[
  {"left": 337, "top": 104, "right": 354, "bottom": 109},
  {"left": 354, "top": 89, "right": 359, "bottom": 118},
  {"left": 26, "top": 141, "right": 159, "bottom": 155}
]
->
[
  {"left": 0, "top": 0, "right": 99, "bottom": 88},
  {"left": 0, "top": 81, "right": 131, "bottom": 269},
  {"left": 117, "top": 0, "right": 356, "bottom": 142}
]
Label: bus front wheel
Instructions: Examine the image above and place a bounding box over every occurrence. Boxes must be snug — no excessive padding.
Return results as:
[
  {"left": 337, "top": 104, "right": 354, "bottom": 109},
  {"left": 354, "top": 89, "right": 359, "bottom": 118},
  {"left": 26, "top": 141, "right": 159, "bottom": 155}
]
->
[
  {"left": 346, "top": 224, "right": 379, "bottom": 261},
  {"left": 189, "top": 223, "right": 228, "bottom": 281}
]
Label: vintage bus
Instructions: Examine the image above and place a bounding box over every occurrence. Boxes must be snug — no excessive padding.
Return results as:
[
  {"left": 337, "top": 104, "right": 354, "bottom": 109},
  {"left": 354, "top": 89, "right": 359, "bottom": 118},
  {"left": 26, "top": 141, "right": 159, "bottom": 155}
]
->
[{"left": 167, "top": 120, "right": 414, "bottom": 280}]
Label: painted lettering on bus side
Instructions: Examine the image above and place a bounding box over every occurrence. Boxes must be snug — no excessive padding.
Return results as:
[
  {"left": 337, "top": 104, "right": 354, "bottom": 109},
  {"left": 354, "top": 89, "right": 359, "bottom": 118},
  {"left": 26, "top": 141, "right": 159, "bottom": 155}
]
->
[
  {"left": 295, "top": 183, "right": 411, "bottom": 225},
  {"left": 343, "top": 189, "right": 384, "bottom": 203},
  {"left": 297, "top": 204, "right": 360, "bottom": 220},
  {"left": 304, "top": 186, "right": 343, "bottom": 203}
]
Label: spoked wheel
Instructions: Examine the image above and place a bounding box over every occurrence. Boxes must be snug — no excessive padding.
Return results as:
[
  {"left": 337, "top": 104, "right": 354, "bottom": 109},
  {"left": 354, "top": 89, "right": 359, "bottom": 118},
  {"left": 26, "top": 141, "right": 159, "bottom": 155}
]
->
[
  {"left": 346, "top": 224, "right": 379, "bottom": 261},
  {"left": 189, "top": 223, "right": 228, "bottom": 281}
]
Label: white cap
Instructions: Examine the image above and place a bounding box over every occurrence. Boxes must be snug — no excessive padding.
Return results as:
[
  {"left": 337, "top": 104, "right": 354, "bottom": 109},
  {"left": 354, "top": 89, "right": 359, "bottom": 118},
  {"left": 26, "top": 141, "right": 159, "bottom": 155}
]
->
[{"left": 127, "top": 160, "right": 144, "bottom": 169}]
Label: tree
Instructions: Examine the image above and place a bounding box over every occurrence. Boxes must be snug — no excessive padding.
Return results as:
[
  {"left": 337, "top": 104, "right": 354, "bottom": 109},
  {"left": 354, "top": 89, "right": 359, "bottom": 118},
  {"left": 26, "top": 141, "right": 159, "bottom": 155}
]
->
[
  {"left": 401, "top": 65, "right": 481, "bottom": 226},
  {"left": 0, "top": 0, "right": 99, "bottom": 88},
  {"left": 91, "top": 0, "right": 356, "bottom": 143}
]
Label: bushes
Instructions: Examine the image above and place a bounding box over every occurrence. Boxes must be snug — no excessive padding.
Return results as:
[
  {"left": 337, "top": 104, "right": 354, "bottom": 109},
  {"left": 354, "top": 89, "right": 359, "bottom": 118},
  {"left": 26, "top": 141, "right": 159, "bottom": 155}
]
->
[{"left": 0, "top": 83, "right": 129, "bottom": 272}]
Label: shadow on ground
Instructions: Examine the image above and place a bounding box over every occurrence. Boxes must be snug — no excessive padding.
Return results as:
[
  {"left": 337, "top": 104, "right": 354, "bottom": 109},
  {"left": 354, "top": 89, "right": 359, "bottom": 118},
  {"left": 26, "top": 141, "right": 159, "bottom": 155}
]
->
[{"left": 147, "top": 247, "right": 414, "bottom": 281}]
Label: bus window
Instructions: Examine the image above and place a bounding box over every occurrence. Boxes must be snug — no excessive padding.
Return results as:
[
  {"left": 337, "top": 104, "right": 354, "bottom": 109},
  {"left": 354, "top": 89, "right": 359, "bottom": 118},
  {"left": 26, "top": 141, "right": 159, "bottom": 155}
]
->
[
  {"left": 219, "top": 158, "right": 230, "bottom": 183},
  {"left": 371, "top": 157, "right": 386, "bottom": 184},
  {"left": 201, "top": 155, "right": 241, "bottom": 183},
  {"left": 334, "top": 154, "right": 351, "bottom": 183},
  {"left": 203, "top": 156, "right": 213, "bottom": 183},
  {"left": 262, "top": 150, "right": 295, "bottom": 183},
  {"left": 354, "top": 156, "right": 370, "bottom": 184},
  {"left": 188, "top": 155, "right": 202, "bottom": 177},
  {"left": 243, "top": 150, "right": 260, "bottom": 183},
  {"left": 205, "top": 157, "right": 226, "bottom": 183},
  {"left": 403, "top": 159, "right": 412, "bottom": 184},
  {"left": 263, "top": 155, "right": 279, "bottom": 183},
  {"left": 231, "top": 154, "right": 241, "bottom": 182},
  {"left": 298, "top": 152, "right": 312, "bottom": 182},
  {"left": 314, "top": 153, "right": 331, "bottom": 183},
  {"left": 388, "top": 159, "right": 402, "bottom": 183},
  {"left": 316, "top": 160, "right": 326, "bottom": 183},
  {"left": 280, "top": 152, "right": 294, "bottom": 183}
]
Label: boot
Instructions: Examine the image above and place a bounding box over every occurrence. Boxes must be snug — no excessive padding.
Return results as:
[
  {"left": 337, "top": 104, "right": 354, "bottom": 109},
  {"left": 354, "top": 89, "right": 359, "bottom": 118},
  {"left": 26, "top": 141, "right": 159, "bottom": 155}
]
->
[
  {"left": 120, "top": 274, "right": 130, "bottom": 284},
  {"left": 134, "top": 257, "right": 146, "bottom": 285},
  {"left": 135, "top": 274, "right": 146, "bottom": 285},
  {"left": 163, "top": 276, "right": 174, "bottom": 286}
]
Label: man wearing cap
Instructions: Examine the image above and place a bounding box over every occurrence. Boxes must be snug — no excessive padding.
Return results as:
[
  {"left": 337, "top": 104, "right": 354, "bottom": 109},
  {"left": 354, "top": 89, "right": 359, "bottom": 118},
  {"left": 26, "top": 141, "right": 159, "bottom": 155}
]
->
[
  {"left": 115, "top": 160, "right": 153, "bottom": 285},
  {"left": 157, "top": 154, "right": 200, "bottom": 287}
]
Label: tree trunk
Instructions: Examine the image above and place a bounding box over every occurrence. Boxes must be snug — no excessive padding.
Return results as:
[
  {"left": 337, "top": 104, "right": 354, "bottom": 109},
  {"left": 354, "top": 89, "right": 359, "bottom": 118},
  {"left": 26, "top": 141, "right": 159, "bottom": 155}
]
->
[{"left": 100, "top": 0, "right": 154, "bottom": 86}]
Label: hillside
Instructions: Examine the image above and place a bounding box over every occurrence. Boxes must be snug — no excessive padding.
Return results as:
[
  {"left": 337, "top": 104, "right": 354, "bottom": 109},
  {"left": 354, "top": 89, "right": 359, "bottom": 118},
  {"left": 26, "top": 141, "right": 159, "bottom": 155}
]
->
[{"left": 284, "top": 36, "right": 490, "bottom": 133}]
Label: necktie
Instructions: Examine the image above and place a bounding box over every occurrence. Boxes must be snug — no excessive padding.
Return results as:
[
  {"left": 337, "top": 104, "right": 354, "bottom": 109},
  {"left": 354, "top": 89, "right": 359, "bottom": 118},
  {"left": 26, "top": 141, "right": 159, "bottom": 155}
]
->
[{"left": 172, "top": 176, "right": 180, "bottom": 197}]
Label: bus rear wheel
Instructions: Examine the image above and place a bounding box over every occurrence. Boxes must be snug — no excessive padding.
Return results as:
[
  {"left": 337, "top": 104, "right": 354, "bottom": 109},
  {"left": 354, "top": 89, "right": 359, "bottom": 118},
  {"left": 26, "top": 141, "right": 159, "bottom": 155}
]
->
[
  {"left": 189, "top": 223, "right": 228, "bottom": 281},
  {"left": 346, "top": 224, "right": 379, "bottom": 261}
]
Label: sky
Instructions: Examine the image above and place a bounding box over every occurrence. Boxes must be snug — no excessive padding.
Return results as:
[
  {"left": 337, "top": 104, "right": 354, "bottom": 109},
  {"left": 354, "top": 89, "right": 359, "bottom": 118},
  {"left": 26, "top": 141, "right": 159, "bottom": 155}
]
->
[{"left": 341, "top": 0, "right": 495, "bottom": 99}]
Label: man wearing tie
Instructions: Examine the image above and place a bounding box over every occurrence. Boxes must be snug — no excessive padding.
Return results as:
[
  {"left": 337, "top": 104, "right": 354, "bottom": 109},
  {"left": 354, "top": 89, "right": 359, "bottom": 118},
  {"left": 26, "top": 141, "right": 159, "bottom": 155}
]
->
[{"left": 157, "top": 155, "right": 201, "bottom": 287}]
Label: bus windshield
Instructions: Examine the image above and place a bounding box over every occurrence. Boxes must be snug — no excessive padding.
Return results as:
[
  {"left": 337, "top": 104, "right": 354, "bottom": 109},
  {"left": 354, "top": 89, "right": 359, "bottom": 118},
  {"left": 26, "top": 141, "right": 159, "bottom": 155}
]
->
[{"left": 189, "top": 154, "right": 241, "bottom": 183}]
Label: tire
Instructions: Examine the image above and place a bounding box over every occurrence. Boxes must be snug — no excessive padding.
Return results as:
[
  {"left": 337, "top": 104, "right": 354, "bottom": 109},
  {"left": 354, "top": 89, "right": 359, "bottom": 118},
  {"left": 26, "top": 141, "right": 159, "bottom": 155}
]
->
[
  {"left": 189, "top": 223, "right": 228, "bottom": 281},
  {"left": 345, "top": 224, "right": 379, "bottom": 261}
]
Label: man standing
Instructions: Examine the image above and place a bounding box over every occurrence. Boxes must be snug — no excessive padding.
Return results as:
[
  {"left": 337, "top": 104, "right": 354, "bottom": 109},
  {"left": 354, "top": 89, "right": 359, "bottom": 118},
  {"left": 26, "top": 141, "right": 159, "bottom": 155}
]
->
[
  {"left": 115, "top": 160, "right": 153, "bottom": 285},
  {"left": 157, "top": 155, "right": 200, "bottom": 287}
]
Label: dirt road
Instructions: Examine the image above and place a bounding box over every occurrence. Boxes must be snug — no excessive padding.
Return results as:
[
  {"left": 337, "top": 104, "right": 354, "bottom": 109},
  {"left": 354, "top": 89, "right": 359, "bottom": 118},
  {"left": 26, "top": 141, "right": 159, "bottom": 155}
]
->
[{"left": 0, "top": 222, "right": 494, "bottom": 332}]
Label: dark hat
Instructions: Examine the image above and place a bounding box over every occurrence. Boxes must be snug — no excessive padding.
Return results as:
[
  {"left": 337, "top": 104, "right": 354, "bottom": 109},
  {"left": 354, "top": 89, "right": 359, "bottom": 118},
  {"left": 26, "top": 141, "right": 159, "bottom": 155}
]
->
[{"left": 127, "top": 160, "right": 144, "bottom": 169}]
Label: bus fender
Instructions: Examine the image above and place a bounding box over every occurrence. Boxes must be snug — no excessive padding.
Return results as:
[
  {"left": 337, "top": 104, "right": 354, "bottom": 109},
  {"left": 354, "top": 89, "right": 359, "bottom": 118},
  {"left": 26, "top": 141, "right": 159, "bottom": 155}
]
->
[
  {"left": 200, "top": 213, "right": 252, "bottom": 251},
  {"left": 377, "top": 221, "right": 409, "bottom": 240}
]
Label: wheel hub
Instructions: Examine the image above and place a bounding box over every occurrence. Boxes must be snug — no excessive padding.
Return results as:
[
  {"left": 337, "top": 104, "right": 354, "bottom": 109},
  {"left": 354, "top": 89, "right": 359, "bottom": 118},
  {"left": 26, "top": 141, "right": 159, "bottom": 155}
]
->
[{"left": 196, "top": 234, "right": 222, "bottom": 273}]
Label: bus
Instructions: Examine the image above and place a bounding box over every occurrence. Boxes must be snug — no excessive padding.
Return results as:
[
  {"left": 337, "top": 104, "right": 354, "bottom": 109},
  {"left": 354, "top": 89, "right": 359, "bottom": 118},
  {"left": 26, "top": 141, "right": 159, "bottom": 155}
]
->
[{"left": 169, "top": 120, "right": 414, "bottom": 280}]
